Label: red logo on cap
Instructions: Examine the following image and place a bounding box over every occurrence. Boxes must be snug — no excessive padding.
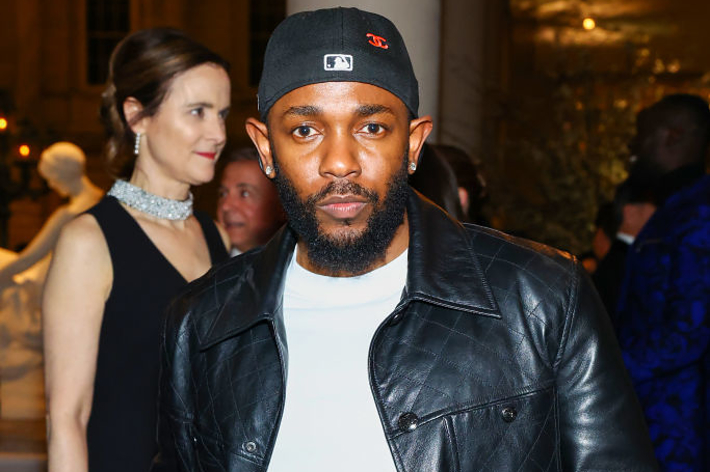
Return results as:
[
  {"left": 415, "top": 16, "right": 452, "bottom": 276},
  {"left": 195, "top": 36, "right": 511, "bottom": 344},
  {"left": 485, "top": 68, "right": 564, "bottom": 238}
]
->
[{"left": 367, "top": 33, "right": 389, "bottom": 49}]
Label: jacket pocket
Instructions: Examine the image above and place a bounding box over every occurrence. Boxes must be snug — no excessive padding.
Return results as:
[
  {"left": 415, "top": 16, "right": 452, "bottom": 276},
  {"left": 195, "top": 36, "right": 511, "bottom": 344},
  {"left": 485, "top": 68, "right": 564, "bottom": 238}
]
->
[
  {"left": 153, "top": 410, "right": 198, "bottom": 472},
  {"left": 446, "top": 386, "right": 559, "bottom": 472},
  {"left": 190, "top": 425, "right": 229, "bottom": 472},
  {"left": 189, "top": 425, "right": 265, "bottom": 472}
]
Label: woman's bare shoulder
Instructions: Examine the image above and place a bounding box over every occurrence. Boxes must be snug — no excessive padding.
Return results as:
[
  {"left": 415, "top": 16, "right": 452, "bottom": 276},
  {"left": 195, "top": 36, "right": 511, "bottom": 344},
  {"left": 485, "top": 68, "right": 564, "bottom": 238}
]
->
[
  {"left": 58, "top": 213, "right": 105, "bottom": 247},
  {"left": 52, "top": 213, "right": 111, "bottom": 277}
]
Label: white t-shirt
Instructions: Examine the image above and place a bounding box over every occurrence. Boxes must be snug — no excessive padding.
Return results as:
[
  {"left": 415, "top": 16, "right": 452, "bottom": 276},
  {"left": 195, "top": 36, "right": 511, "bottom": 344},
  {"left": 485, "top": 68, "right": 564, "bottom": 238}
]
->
[{"left": 267, "top": 248, "right": 408, "bottom": 471}]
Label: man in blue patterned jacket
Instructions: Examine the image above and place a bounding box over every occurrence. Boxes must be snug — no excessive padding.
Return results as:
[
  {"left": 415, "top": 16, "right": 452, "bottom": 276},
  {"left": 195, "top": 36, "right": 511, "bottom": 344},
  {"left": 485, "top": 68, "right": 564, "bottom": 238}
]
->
[{"left": 618, "top": 94, "right": 710, "bottom": 472}]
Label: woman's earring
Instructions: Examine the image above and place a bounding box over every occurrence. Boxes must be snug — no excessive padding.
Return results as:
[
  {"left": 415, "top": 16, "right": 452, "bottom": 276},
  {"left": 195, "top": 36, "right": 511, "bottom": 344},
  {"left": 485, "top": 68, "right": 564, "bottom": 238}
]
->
[
  {"left": 264, "top": 165, "right": 273, "bottom": 175},
  {"left": 409, "top": 162, "right": 417, "bottom": 172},
  {"left": 134, "top": 132, "right": 141, "bottom": 156}
]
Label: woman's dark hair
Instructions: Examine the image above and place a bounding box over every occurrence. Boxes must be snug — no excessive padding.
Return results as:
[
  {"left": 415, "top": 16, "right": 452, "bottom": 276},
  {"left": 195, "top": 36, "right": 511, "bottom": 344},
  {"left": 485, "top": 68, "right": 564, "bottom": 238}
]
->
[{"left": 100, "top": 28, "right": 230, "bottom": 179}]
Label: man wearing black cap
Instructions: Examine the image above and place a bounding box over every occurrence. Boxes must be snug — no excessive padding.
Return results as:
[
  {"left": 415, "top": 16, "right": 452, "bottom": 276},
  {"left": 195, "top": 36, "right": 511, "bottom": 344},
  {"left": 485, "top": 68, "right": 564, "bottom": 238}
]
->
[{"left": 152, "top": 8, "right": 657, "bottom": 472}]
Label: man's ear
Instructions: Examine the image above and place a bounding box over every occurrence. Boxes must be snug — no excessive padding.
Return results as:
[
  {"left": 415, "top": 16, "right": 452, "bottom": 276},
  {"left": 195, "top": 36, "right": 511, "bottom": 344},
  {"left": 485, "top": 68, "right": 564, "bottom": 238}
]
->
[
  {"left": 458, "top": 187, "right": 470, "bottom": 214},
  {"left": 123, "top": 97, "right": 146, "bottom": 134},
  {"left": 408, "top": 115, "right": 433, "bottom": 172},
  {"left": 245, "top": 117, "right": 275, "bottom": 178}
]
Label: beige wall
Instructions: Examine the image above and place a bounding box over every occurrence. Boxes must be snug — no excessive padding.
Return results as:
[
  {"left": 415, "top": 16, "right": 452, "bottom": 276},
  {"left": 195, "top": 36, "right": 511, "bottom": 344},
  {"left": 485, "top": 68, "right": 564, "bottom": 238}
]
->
[{"left": 438, "top": 0, "right": 511, "bottom": 164}]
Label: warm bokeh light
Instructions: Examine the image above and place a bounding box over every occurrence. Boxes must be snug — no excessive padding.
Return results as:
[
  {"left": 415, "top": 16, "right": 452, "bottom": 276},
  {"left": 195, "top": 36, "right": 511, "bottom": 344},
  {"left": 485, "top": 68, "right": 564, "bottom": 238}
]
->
[
  {"left": 667, "top": 59, "right": 681, "bottom": 73},
  {"left": 0, "top": 118, "right": 7, "bottom": 130},
  {"left": 19, "top": 144, "right": 30, "bottom": 157},
  {"left": 583, "top": 18, "right": 596, "bottom": 31}
]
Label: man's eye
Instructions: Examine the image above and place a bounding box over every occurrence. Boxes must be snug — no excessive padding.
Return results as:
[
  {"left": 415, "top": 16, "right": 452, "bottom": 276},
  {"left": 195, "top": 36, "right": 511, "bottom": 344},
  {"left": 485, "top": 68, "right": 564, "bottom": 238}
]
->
[
  {"left": 239, "top": 190, "right": 251, "bottom": 198},
  {"left": 294, "top": 126, "right": 315, "bottom": 138},
  {"left": 191, "top": 107, "right": 205, "bottom": 118},
  {"left": 362, "top": 123, "right": 385, "bottom": 135}
]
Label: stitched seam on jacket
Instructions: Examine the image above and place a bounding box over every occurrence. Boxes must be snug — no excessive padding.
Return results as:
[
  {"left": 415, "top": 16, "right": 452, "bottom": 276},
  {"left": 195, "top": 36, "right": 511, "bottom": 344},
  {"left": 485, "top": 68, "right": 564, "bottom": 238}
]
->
[
  {"left": 391, "top": 383, "right": 555, "bottom": 438},
  {"left": 369, "top": 330, "right": 407, "bottom": 470},
  {"left": 513, "top": 398, "right": 555, "bottom": 472},
  {"left": 443, "top": 415, "right": 461, "bottom": 472},
  {"left": 554, "top": 386, "right": 561, "bottom": 471},
  {"left": 464, "top": 224, "right": 571, "bottom": 274},
  {"left": 551, "top": 261, "right": 580, "bottom": 373},
  {"left": 406, "top": 310, "right": 464, "bottom": 415},
  {"left": 192, "top": 426, "right": 264, "bottom": 466}
]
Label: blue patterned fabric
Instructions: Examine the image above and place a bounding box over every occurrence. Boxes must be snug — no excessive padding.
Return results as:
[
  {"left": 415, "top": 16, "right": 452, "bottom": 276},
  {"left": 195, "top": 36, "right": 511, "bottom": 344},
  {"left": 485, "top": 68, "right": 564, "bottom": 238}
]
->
[{"left": 617, "top": 174, "right": 710, "bottom": 472}]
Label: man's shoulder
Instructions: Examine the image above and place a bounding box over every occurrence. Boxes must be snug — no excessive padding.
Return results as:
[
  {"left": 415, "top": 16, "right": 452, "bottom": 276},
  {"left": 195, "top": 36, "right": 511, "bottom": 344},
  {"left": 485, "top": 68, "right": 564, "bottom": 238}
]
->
[
  {"left": 458, "top": 224, "right": 583, "bottom": 336},
  {"left": 462, "top": 223, "right": 578, "bottom": 280},
  {"left": 644, "top": 174, "right": 710, "bottom": 241}
]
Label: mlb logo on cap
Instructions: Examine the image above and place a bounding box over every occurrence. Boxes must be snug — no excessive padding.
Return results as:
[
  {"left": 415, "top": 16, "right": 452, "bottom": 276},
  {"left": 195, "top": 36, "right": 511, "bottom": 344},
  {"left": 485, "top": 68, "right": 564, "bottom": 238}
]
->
[{"left": 324, "top": 54, "right": 353, "bottom": 71}]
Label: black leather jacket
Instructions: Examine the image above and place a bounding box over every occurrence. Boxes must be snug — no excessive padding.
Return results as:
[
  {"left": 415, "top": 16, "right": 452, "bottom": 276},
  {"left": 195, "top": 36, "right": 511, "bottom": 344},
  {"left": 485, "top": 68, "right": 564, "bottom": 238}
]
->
[{"left": 152, "top": 190, "right": 658, "bottom": 471}]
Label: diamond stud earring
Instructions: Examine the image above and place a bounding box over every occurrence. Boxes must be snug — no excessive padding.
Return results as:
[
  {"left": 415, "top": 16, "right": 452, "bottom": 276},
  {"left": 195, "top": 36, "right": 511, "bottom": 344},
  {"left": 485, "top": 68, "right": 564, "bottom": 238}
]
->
[
  {"left": 409, "top": 162, "right": 417, "bottom": 171},
  {"left": 264, "top": 165, "right": 273, "bottom": 175}
]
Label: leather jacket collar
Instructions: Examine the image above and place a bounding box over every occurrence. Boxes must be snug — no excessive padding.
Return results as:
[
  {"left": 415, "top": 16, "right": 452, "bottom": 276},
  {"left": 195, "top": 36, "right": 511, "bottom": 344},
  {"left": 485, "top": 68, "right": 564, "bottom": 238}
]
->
[{"left": 199, "top": 188, "right": 501, "bottom": 351}]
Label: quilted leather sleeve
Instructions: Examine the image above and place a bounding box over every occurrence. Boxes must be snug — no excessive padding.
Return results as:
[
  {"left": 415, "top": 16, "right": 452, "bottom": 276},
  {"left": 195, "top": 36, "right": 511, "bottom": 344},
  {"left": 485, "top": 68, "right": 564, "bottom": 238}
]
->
[
  {"left": 555, "top": 263, "right": 659, "bottom": 471},
  {"left": 151, "top": 295, "right": 198, "bottom": 472}
]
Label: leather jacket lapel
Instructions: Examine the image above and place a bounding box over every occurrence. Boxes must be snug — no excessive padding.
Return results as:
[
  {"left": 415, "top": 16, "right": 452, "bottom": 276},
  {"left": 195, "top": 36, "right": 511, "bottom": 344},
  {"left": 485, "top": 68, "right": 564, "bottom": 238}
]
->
[
  {"left": 404, "top": 189, "right": 501, "bottom": 318},
  {"left": 200, "top": 225, "right": 296, "bottom": 351}
]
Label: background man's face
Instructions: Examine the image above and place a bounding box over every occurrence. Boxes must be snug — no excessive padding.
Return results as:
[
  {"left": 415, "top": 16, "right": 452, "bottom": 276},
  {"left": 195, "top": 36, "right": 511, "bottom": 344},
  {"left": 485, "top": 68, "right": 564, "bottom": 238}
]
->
[
  {"left": 217, "top": 160, "right": 284, "bottom": 252},
  {"left": 628, "top": 110, "right": 668, "bottom": 182}
]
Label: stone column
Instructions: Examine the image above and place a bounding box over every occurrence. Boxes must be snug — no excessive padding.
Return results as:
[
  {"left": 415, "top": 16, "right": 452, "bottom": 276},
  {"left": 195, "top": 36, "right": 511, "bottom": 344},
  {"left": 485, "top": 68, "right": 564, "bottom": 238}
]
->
[
  {"left": 438, "top": 0, "right": 510, "bottom": 163},
  {"left": 287, "top": 0, "right": 441, "bottom": 130},
  {"left": 438, "top": 0, "right": 485, "bottom": 153}
]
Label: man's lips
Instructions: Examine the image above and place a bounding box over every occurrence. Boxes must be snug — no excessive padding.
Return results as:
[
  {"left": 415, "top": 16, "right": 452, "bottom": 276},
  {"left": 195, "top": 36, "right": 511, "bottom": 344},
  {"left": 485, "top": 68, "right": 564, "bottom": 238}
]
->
[
  {"left": 224, "top": 222, "right": 245, "bottom": 228},
  {"left": 196, "top": 151, "right": 217, "bottom": 160},
  {"left": 222, "top": 218, "right": 245, "bottom": 229},
  {"left": 317, "top": 195, "right": 368, "bottom": 219}
]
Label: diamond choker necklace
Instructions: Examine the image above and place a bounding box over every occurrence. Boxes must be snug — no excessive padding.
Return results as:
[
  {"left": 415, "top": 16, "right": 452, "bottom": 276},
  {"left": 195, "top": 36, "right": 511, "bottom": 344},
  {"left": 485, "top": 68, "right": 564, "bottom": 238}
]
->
[{"left": 107, "top": 179, "right": 193, "bottom": 220}]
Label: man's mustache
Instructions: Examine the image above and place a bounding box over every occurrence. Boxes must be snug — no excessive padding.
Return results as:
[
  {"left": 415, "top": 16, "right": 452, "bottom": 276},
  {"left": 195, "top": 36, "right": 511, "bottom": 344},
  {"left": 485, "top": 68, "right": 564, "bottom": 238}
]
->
[{"left": 306, "top": 181, "right": 379, "bottom": 207}]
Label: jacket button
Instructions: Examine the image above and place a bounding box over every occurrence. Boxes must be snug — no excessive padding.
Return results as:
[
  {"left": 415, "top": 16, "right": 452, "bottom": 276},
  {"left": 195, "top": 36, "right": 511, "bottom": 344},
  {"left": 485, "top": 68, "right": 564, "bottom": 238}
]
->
[
  {"left": 501, "top": 406, "right": 517, "bottom": 423},
  {"left": 398, "top": 412, "right": 419, "bottom": 432},
  {"left": 244, "top": 441, "right": 257, "bottom": 453},
  {"left": 389, "top": 311, "right": 403, "bottom": 326}
]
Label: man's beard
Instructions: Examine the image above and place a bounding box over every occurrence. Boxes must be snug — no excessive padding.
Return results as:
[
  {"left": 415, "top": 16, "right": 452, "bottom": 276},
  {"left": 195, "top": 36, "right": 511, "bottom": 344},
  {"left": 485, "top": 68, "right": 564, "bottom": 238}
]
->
[{"left": 272, "top": 152, "right": 410, "bottom": 276}]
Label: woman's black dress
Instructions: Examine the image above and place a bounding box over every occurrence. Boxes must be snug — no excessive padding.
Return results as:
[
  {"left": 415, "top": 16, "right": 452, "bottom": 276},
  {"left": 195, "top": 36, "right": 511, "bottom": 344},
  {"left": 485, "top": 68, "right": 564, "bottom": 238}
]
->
[{"left": 84, "top": 196, "right": 228, "bottom": 471}]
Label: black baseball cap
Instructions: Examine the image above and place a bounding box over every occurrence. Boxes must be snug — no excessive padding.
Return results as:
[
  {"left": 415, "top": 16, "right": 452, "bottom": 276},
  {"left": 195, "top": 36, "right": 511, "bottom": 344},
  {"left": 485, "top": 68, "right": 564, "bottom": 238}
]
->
[{"left": 257, "top": 7, "right": 419, "bottom": 121}]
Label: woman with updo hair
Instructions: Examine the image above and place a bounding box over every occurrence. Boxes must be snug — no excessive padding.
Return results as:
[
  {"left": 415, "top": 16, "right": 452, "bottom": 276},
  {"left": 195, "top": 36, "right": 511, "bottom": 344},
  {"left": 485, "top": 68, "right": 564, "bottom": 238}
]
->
[{"left": 43, "top": 28, "right": 231, "bottom": 472}]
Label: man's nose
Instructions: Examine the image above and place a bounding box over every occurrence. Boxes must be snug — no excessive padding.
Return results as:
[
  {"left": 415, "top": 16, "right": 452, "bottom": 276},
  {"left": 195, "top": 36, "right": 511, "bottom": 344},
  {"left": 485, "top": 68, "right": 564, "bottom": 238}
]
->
[
  {"left": 219, "top": 193, "right": 238, "bottom": 211},
  {"left": 318, "top": 134, "right": 361, "bottom": 179}
]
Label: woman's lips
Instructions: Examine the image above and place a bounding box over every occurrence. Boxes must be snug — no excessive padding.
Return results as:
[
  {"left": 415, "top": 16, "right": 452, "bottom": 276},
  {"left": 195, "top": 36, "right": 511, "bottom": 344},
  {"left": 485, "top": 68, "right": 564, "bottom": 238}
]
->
[{"left": 196, "top": 151, "right": 217, "bottom": 160}]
